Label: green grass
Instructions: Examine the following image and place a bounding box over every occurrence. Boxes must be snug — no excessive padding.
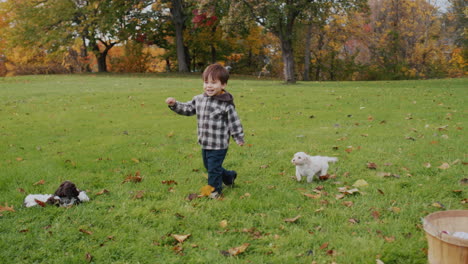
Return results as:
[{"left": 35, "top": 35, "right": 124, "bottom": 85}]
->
[{"left": 0, "top": 74, "right": 466, "bottom": 264}]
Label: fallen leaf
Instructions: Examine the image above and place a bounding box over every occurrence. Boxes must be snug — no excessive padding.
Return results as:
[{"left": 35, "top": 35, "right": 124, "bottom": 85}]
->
[
  {"left": 16, "top": 157, "right": 23, "bottom": 161},
  {"left": 96, "top": 189, "right": 109, "bottom": 195},
  {"left": 460, "top": 178, "right": 468, "bottom": 185},
  {"left": 371, "top": 210, "right": 380, "bottom": 220},
  {"left": 240, "top": 193, "right": 251, "bottom": 199},
  {"left": 367, "top": 162, "right": 378, "bottom": 169},
  {"left": 376, "top": 259, "right": 385, "bottom": 264},
  {"left": 389, "top": 207, "right": 401, "bottom": 213},
  {"left": 85, "top": 253, "right": 93, "bottom": 263},
  {"left": 318, "top": 174, "right": 330, "bottom": 180},
  {"left": 172, "top": 245, "right": 183, "bottom": 255},
  {"left": 303, "top": 193, "right": 321, "bottom": 199},
  {"left": 162, "top": 180, "right": 178, "bottom": 185},
  {"left": 423, "top": 163, "right": 431, "bottom": 168},
  {"left": 352, "top": 179, "right": 369, "bottom": 187},
  {"left": 79, "top": 229, "right": 93, "bottom": 235},
  {"left": 260, "top": 164, "right": 269, "bottom": 169},
  {"left": 122, "top": 171, "right": 142, "bottom": 183},
  {"left": 0, "top": 203, "right": 15, "bottom": 212},
  {"left": 17, "top": 188, "right": 25, "bottom": 193},
  {"left": 133, "top": 190, "right": 145, "bottom": 199},
  {"left": 342, "top": 201, "right": 354, "bottom": 207},
  {"left": 284, "top": 215, "right": 301, "bottom": 223},
  {"left": 437, "top": 163, "right": 450, "bottom": 169},
  {"left": 131, "top": 158, "right": 140, "bottom": 163},
  {"left": 219, "top": 220, "right": 228, "bottom": 228},
  {"left": 35, "top": 199, "right": 46, "bottom": 207},
  {"left": 348, "top": 218, "right": 359, "bottom": 224},
  {"left": 384, "top": 236, "right": 395, "bottom": 243},
  {"left": 221, "top": 243, "right": 250, "bottom": 257},
  {"left": 200, "top": 185, "right": 215, "bottom": 196},
  {"left": 319, "top": 242, "right": 329, "bottom": 250},
  {"left": 335, "top": 194, "right": 345, "bottom": 200},
  {"left": 315, "top": 207, "right": 324, "bottom": 213},
  {"left": 431, "top": 202, "right": 445, "bottom": 209},
  {"left": 186, "top": 193, "right": 200, "bottom": 201},
  {"left": 172, "top": 234, "right": 191, "bottom": 243},
  {"left": 33, "top": 179, "right": 45, "bottom": 185},
  {"left": 338, "top": 187, "right": 360, "bottom": 195}
]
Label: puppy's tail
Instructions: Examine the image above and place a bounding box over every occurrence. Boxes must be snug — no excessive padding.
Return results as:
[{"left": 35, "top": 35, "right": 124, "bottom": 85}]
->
[{"left": 325, "top": 157, "right": 338, "bottom": 163}]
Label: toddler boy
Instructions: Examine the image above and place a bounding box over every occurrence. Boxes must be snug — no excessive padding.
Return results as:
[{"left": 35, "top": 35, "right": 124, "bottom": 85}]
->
[{"left": 165, "top": 64, "right": 244, "bottom": 198}]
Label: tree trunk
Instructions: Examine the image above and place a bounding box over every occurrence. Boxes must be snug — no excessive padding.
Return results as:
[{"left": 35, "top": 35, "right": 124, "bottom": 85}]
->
[
  {"left": 171, "top": 0, "right": 189, "bottom": 73},
  {"left": 279, "top": 36, "right": 296, "bottom": 84},
  {"left": 315, "top": 33, "right": 324, "bottom": 81},
  {"left": 81, "top": 35, "right": 91, "bottom": 72},
  {"left": 303, "top": 23, "right": 313, "bottom": 81},
  {"left": 211, "top": 45, "right": 216, "bottom": 64},
  {"left": 92, "top": 42, "right": 115, "bottom": 73}
]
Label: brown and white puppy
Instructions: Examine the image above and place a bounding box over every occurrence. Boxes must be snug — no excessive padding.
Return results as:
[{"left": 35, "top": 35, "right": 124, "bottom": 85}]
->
[
  {"left": 291, "top": 152, "right": 338, "bottom": 183},
  {"left": 24, "top": 181, "right": 89, "bottom": 207}
]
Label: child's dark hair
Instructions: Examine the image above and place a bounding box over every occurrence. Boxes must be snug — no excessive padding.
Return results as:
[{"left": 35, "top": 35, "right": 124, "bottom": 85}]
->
[{"left": 202, "top": 64, "right": 229, "bottom": 84}]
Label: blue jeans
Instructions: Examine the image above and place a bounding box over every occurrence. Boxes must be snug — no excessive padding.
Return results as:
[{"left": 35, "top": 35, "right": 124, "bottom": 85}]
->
[{"left": 202, "top": 149, "right": 236, "bottom": 193}]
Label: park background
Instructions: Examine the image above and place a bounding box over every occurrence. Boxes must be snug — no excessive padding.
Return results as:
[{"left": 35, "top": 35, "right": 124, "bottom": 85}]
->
[{"left": 0, "top": 0, "right": 466, "bottom": 82}]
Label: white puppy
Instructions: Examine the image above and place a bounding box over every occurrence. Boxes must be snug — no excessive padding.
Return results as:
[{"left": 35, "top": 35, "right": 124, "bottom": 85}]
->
[{"left": 291, "top": 152, "right": 338, "bottom": 183}]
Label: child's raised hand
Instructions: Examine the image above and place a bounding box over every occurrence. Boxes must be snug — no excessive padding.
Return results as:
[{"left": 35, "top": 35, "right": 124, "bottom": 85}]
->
[{"left": 165, "top": 97, "right": 176, "bottom": 106}]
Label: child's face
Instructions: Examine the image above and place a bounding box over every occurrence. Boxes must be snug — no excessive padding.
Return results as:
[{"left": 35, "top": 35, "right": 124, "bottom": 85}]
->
[{"left": 203, "top": 75, "right": 226, "bottom": 97}]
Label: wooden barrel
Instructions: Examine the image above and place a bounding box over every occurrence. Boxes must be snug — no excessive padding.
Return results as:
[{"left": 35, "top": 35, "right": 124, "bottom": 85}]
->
[{"left": 423, "top": 210, "right": 468, "bottom": 264}]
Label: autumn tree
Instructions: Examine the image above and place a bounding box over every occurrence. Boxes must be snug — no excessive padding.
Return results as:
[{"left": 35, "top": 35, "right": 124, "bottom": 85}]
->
[
  {"left": 1, "top": 0, "right": 158, "bottom": 73},
  {"left": 365, "top": 0, "right": 447, "bottom": 79},
  {"left": 223, "top": 0, "right": 366, "bottom": 84}
]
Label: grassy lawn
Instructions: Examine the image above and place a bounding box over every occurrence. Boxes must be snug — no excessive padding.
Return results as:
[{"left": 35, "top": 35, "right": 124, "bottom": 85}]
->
[{"left": 0, "top": 74, "right": 466, "bottom": 264}]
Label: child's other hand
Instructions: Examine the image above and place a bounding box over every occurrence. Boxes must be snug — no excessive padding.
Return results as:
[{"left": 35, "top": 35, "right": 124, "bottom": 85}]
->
[{"left": 165, "top": 97, "right": 176, "bottom": 106}]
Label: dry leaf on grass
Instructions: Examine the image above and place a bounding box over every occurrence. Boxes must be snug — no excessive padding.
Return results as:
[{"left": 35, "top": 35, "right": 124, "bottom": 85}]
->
[
  {"left": 133, "top": 190, "right": 145, "bottom": 199},
  {"left": 122, "top": 171, "right": 142, "bottom": 183},
  {"left": 367, "top": 162, "right": 378, "bottom": 169},
  {"left": 35, "top": 199, "right": 46, "bottom": 207},
  {"left": 79, "top": 229, "right": 93, "bottom": 235},
  {"left": 161, "top": 180, "right": 178, "bottom": 185},
  {"left": 437, "top": 163, "right": 450, "bottom": 169},
  {"left": 284, "top": 215, "right": 301, "bottom": 223},
  {"left": 431, "top": 202, "right": 445, "bottom": 208},
  {"left": 33, "top": 179, "right": 45, "bottom": 185},
  {"left": 0, "top": 203, "right": 15, "bottom": 212},
  {"left": 186, "top": 193, "right": 201, "bottom": 201},
  {"left": 303, "top": 193, "right": 321, "bottom": 199},
  {"left": 319, "top": 242, "right": 329, "bottom": 250},
  {"left": 172, "top": 234, "right": 191, "bottom": 243},
  {"left": 220, "top": 243, "right": 250, "bottom": 257},
  {"left": 460, "top": 178, "right": 468, "bottom": 185},
  {"left": 352, "top": 179, "right": 368, "bottom": 187},
  {"left": 219, "top": 220, "right": 228, "bottom": 228},
  {"left": 85, "top": 253, "right": 93, "bottom": 263},
  {"left": 96, "top": 189, "right": 109, "bottom": 195},
  {"left": 200, "top": 185, "right": 215, "bottom": 196}
]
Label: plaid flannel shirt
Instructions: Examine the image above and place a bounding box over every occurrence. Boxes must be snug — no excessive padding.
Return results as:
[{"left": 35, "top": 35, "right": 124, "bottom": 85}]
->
[{"left": 169, "top": 93, "right": 244, "bottom": 150}]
